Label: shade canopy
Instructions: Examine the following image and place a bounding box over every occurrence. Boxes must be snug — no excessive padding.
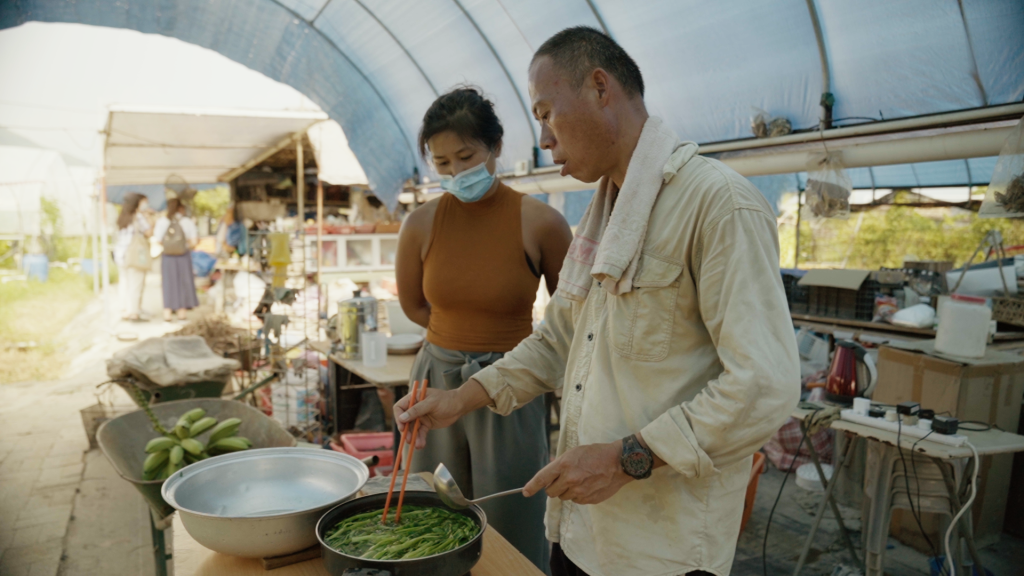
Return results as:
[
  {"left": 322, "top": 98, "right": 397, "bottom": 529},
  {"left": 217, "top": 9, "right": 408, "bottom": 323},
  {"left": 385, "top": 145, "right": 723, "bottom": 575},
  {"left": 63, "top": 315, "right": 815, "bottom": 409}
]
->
[
  {"left": 103, "top": 106, "right": 328, "bottom": 186},
  {"left": 3, "top": 0, "right": 1022, "bottom": 206}
]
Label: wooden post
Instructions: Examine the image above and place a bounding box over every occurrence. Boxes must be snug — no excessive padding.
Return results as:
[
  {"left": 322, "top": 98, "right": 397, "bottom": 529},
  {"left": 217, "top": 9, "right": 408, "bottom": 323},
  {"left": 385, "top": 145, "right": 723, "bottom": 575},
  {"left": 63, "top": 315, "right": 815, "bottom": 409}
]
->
[
  {"left": 794, "top": 190, "right": 802, "bottom": 268},
  {"left": 316, "top": 178, "right": 324, "bottom": 287},
  {"left": 296, "top": 138, "right": 305, "bottom": 225},
  {"left": 99, "top": 172, "right": 110, "bottom": 317}
]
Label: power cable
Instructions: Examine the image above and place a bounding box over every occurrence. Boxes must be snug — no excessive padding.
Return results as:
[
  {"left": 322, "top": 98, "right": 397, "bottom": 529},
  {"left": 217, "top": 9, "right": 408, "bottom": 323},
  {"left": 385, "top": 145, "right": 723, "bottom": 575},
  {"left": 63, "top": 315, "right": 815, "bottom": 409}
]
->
[
  {"left": 763, "top": 408, "right": 819, "bottom": 576},
  {"left": 898, "top": 419, "right": 941, "bottom": 562},
  {"left": 944, "top": 441, "right": 979, "bottom": 576}
]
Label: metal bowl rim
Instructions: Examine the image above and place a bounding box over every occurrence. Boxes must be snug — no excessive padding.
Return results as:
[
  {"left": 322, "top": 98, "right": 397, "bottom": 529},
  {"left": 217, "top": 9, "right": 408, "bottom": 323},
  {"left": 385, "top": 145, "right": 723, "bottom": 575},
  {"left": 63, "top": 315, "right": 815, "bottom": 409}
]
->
[
  {"left": 315, "top": 490, "right": 486, "bottom": 564},
  {"left": 161, "top": 447, "right": 369, "bottom": 520}
]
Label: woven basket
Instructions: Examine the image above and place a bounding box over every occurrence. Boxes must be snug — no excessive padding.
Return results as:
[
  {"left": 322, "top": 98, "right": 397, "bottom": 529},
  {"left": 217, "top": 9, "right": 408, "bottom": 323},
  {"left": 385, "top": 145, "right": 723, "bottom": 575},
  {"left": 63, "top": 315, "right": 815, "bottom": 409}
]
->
[{"left": 992, "top": 296, "right": 1024, "bottom": 328}]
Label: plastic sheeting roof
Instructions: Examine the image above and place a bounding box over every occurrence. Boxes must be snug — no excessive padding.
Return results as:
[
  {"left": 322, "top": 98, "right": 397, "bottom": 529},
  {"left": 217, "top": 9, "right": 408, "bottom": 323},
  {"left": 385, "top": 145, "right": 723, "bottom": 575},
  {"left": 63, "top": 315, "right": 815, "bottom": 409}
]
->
[
  {"left": 3, "top": 0, "right": 1023, "bottom": 207},
  {"left": 103, "top": 106, "right": 328, "bottom": 186}
]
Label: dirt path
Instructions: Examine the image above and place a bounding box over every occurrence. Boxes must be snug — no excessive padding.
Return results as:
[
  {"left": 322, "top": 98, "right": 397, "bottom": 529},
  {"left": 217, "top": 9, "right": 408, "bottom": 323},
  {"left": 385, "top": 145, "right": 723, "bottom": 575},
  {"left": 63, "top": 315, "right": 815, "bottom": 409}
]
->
[{"left": 0, "top": 276, "right": 205, "bottom": 575}]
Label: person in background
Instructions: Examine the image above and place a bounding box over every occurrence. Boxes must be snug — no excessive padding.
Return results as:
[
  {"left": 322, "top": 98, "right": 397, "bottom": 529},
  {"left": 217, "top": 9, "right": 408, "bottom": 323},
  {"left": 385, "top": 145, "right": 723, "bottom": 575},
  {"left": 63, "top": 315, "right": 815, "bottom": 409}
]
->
[
  {"left": 154, "top": 192, "right": 199, "bottom": 322},
  {"left": 395, "top": 86, "right": 572, "bottom": 571},
  {"left": 113, "top": 192, "right": 151, "bottom": 321}
]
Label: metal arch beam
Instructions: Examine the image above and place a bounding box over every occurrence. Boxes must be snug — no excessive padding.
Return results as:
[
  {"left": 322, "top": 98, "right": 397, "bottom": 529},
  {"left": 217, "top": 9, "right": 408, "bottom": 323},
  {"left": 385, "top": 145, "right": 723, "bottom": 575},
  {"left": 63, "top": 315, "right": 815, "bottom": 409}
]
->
[
  {"left": 452, "top": 0, "right": 539, "bottom": 150},
  {"left": 353, "top": 0, "right": 439, "bottom": 97},
  {"left": 267, "top": 0, "right": 418, "bottom": 160},
  {"left": 583, "top": 0, "right": 612, "bottom": 38}
]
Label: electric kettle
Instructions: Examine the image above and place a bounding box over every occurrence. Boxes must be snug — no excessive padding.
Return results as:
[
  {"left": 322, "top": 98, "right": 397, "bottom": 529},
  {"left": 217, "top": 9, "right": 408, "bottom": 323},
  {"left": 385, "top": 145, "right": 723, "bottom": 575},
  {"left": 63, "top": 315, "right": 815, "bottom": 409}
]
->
[{"left": 825, "top": 340, "right": 878, "bottom": 405}]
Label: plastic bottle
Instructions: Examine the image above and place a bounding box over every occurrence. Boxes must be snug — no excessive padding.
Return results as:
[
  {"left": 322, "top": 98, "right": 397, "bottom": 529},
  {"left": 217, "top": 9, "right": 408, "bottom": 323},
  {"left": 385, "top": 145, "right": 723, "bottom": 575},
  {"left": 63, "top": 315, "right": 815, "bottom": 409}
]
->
[{"left": 935, "top": 294, "right": 992, "bottom": 358}]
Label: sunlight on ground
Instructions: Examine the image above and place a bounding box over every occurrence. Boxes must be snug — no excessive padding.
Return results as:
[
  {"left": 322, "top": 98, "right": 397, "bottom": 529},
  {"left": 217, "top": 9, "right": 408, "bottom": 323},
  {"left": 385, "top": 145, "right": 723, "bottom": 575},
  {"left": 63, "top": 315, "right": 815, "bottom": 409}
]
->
[{"left": 0, "top": 268, "right": 96, "bottom": 383}]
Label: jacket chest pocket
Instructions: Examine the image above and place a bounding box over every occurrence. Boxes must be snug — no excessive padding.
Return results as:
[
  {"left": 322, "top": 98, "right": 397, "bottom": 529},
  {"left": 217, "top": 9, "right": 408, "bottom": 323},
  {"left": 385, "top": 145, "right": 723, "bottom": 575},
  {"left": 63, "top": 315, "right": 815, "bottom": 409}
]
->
[{"left": 607, "top": 255, "right": 685, "bottom": 361}]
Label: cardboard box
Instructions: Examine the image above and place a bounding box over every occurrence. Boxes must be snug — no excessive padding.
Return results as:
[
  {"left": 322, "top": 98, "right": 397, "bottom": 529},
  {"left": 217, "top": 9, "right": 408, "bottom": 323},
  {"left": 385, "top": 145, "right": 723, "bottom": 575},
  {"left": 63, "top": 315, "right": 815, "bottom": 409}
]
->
[{"left": 873, "top": 340, "right": 1024, "bottom": 547}]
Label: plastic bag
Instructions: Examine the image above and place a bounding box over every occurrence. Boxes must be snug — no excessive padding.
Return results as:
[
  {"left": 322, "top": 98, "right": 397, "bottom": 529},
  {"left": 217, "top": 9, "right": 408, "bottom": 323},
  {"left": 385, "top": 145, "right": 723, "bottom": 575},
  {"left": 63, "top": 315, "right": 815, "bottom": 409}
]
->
[
  {"left": 751, "top": 107, "right": 769, "bottom": 138},
  {"left": 872, "top": 295, "right": 899, "bottom": 323},
  {"left": 804, "top": 154, "right": 852, "bottom": 219},
  {"left": 979, "top": 115, "right": 1024, "bottom": 218},
  {"left": 890, "top": 304, "right": 936, "bottom": 329},
  {"left": 750, "top": 108, "right": 793, "bottom": 139}
]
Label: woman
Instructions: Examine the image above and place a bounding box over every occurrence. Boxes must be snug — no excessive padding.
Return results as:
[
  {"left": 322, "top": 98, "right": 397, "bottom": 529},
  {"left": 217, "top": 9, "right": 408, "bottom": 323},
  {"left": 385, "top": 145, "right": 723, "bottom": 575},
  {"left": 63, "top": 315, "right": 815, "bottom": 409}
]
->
[
  {"left": 113, "top": 192, "right": 151, "bottom": 321},
  {"left": 153, "top": 193, "right": 199, "bottom": 321},
  {"left": 396, "top": 87, "right": 572, "bottom": 571}
]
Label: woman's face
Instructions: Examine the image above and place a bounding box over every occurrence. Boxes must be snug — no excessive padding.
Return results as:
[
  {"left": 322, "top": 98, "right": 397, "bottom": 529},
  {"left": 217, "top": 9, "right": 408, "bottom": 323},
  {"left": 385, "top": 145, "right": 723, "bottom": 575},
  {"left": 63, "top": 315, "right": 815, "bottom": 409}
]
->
[
  {"left": 427, "top": 131, "right": 499, "bottom": 177},
  {"left": 138, "top": 198, "right": 149, "bottom": 213}
]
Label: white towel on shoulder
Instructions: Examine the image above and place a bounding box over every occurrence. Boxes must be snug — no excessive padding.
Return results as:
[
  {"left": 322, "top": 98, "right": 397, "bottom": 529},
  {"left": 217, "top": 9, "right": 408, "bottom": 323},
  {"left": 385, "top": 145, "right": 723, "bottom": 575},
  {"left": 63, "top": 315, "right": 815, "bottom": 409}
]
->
[{"left": 557, "top": 116, "right": 697, "bottom": 302}]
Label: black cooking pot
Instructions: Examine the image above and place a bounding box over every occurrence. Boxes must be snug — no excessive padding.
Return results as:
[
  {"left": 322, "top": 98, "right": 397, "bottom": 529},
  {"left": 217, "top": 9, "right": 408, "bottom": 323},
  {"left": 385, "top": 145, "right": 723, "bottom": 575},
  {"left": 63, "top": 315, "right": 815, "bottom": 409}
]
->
[{"left": 316, "top": 490, "right": 485, "bottom": 576}]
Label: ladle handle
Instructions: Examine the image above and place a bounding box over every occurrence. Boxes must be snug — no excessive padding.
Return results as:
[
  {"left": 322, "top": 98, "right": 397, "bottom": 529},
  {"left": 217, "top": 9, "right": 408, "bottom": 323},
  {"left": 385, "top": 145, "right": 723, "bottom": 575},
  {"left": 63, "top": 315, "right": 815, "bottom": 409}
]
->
[{"left": 471, "top": 487, "right": 525, "bottom": 505}]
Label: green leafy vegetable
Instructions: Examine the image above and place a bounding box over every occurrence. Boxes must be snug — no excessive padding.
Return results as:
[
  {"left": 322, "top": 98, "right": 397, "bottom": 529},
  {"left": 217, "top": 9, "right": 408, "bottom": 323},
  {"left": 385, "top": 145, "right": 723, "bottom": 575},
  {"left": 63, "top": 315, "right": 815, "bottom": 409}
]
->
[{"left": 325, "top": 506, "right": 478, "bottom": 560}]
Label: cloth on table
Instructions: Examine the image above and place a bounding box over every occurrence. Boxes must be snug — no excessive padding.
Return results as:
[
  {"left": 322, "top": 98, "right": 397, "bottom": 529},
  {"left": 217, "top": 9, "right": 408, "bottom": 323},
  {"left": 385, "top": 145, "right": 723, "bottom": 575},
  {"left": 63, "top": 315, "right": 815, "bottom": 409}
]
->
[
  {"left": 763, "top": 390, "right": 836, "bottom": 470},
  {"left": 106, "top": 335, "right": 240, "bottom": 387}
]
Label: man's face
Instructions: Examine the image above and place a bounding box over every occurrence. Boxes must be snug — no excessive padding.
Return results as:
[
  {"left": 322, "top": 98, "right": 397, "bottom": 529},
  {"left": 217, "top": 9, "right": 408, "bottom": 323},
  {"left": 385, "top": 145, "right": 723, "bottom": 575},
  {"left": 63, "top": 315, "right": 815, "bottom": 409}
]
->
[{"left": 529, "top": 56, "right": 614, "bottom": 184}]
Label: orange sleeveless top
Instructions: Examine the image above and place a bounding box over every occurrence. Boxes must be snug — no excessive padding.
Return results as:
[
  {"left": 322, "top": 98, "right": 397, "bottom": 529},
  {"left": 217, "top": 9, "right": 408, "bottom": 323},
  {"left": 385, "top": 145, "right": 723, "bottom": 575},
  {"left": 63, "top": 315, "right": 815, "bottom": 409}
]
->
[{"left": 422, "top": 183, "right": 540, "bottom": 353}]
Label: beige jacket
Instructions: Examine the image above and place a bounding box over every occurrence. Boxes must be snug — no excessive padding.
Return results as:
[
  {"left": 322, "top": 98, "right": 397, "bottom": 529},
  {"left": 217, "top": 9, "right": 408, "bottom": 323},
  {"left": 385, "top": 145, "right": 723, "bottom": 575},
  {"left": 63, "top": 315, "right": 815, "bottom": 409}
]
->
[{"left": 473, "top": 152, "right": 800, "bottom": 576}]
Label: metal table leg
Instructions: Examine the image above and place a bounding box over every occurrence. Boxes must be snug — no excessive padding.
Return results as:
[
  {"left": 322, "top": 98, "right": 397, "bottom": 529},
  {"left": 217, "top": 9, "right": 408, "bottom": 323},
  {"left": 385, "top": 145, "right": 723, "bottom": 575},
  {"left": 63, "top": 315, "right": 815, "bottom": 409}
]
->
[
  {"left": 793, "top": 430, "right": 861, "bottom": 576},
  {"left": 149, "top": 513, "right": 170, "bottom": 576},
  {"left": 934, "top": 456, "right": 983, "bottom": 573}
]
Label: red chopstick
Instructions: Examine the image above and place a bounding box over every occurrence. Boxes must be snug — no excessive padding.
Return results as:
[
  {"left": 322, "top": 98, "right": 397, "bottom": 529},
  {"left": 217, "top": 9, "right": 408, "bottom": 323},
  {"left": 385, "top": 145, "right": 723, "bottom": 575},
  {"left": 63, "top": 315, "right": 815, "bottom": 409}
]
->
[
  {"left": 395, "top": 379, "right": 428, "bottom": 524},
  {"left": 381, "top": 380, "right": 420, "bottom": 524}
]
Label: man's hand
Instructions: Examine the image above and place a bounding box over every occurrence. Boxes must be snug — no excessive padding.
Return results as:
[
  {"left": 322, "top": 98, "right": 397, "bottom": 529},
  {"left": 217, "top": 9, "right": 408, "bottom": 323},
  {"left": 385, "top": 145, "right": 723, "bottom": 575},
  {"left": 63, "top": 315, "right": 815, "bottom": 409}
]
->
[
  {"left": 523, "top": 441, "right": 634, "bottom": 505},
  {"left": 394, "top": 378, "right": 492, "bottom": 448}
]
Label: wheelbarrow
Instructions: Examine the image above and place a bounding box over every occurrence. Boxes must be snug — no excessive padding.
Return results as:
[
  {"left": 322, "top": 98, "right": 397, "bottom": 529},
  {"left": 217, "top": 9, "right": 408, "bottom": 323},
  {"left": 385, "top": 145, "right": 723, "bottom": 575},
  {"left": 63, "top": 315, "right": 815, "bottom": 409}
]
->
[{"left": 96, "top": 398, "right": 296, "bottom": 576}]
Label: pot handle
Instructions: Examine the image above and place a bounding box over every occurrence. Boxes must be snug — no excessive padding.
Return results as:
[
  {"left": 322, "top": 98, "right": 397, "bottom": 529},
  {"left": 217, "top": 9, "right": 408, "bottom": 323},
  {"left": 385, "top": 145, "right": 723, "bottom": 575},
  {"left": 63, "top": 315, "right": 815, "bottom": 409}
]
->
[{"left": 360, "top": 455, "right": 379, "bottom": 468}]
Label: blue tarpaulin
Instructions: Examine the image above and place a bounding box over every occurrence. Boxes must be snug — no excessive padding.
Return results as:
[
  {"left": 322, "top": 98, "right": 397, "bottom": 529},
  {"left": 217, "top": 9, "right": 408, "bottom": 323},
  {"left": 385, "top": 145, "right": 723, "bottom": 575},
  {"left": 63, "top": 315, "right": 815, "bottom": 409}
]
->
[{"left": 3, "top": 0, "right": 1022, "bottom": 207}]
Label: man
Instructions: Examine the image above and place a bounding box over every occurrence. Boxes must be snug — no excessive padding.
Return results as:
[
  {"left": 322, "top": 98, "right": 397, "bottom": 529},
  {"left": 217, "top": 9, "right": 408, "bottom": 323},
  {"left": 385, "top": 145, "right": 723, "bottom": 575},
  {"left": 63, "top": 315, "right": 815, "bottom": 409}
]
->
[{"left": 397, "top": 27, "right": 800, "bottom": 576}]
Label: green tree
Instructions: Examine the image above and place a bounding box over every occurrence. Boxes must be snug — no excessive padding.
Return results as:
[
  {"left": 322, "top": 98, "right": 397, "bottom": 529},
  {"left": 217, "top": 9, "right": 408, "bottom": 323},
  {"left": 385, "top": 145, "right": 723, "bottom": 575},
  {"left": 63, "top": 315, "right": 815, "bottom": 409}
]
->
[
  {"left": 778, "top": 190, "right": 1024, "bottom": 269},
  {"left": 192, "top": 186, "right": 231, "bottom": 220}
]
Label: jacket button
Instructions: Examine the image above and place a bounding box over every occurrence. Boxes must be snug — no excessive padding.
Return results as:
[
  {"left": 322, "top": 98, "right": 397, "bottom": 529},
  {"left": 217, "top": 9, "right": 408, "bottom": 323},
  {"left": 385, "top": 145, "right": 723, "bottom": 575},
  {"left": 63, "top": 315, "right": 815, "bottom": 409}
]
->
[
  {"left": 575, "top": 383, "right": 582, "bottom": 392},
  {"left": 587, "top": 332, "right": 593, "bottom": 341}
]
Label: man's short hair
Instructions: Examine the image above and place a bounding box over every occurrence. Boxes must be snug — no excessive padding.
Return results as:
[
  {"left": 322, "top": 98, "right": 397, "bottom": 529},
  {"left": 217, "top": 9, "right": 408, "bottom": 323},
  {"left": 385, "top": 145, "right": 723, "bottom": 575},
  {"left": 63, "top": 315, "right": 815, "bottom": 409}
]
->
[{"left": 533, "top": 26, "right": 644, "bottom": 98}]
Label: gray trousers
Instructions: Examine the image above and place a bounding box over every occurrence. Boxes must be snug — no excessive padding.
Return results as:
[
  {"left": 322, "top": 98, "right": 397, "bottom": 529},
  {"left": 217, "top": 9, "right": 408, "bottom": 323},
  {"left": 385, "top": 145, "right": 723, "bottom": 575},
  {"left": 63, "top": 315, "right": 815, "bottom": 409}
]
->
[{"left": 404, "top": 342, "right": 550, "bottom": 573}]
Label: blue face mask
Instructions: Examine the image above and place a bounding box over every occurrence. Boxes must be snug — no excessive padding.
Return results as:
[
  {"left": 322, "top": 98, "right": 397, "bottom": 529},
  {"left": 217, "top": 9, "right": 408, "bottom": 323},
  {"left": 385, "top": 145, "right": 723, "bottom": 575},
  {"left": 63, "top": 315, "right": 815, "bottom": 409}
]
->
[{"left": 440, "top": 155, "right": 495, "bottom": 203}]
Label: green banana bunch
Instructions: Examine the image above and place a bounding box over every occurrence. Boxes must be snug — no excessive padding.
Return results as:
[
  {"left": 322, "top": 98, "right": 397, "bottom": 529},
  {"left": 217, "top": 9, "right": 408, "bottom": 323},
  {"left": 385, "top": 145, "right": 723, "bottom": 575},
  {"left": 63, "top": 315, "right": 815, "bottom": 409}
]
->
[
  {"left": 169, "top": 445, "right": 184, "bottom": 465},
  {"left": 140, "top": 410, "right": 253, "bottom": 481},
  {"left": 207, "top": 418, "right": 242, "bottom": 444},
  {"left": 189, "top": 417, "right": 218, "bottom": 437},
  {"left": 145, "top": 436, "right": 178, "bottom": 454},
  {"left": 180, "top": 438, "right": 204, "bottom": 456},
  {"left": 182, "top": 408, "right": 206, "bottom": 422},
  {"left": 144, "top": 450, "right": 169, "bottom": 473},
  {"left": 209, "top": 437, "right": 252, "bottom": 454},
  {"left": 174, "top": 417, "right": 192, "bottom": 440}
]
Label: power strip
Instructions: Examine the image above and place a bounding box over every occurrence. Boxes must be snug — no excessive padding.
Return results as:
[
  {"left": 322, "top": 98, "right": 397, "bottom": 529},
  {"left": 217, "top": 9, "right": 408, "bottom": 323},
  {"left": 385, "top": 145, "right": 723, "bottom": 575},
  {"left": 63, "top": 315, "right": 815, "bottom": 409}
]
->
[{"left": 840, "top": 410, "right": 968, "bottom": 447}]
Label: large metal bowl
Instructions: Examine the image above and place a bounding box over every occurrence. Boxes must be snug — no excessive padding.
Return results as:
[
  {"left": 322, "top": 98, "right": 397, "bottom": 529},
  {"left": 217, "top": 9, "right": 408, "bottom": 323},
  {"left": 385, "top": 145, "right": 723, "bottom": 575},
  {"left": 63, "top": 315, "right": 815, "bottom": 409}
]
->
[{"left": 162, "top": 447, "right": 368, "bottom": 558}]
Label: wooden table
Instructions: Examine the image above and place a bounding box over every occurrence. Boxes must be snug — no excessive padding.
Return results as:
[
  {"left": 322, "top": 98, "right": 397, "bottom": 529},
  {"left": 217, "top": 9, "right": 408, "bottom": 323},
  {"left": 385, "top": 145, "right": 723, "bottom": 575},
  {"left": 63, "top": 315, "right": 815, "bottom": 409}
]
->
[
  {"left": 309, "top": 340, "right": 415, "bottom": 432},
  {"left": 173, "top": 519, "right": 541, "bottom": 576},
  {"left": 789, "top": 406, "right": 1024, "bottom": 576},
  {"left": 309, "top": 340, "right": 414, "bottom": 389},
  {"left": 791, "top": 313, "right": 1024, "bottom": 342},
  {"left": 172, "top": 472, "right": 543, "bottom": 576}
]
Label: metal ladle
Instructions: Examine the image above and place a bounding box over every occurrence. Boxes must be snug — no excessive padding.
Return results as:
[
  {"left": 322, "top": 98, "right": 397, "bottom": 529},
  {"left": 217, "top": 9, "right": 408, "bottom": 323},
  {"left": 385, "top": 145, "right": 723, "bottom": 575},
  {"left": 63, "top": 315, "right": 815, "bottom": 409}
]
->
[{"left": 433, "top": 463, "right": 525, "bottom": 509}]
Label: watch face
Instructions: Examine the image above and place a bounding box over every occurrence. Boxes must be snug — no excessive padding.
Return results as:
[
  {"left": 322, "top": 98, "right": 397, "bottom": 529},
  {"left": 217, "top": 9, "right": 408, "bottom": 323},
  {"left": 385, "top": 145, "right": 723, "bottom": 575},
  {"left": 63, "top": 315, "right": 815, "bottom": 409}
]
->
[{"left": 622, "top": 450, "right": 652, "bottom": 478}]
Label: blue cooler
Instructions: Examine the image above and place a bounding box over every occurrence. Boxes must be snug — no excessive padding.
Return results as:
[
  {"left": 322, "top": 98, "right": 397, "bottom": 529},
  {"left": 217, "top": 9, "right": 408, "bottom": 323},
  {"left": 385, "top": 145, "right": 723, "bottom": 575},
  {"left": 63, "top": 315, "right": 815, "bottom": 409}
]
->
[{"left": 23, "top": 254, "right": 49, "bottom": 282}]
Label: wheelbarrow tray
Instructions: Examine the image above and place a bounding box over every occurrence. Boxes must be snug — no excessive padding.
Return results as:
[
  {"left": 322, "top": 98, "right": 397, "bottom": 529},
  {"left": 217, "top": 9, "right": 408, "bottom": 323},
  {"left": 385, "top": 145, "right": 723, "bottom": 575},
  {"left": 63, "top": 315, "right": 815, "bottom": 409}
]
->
[{"left": 96, "top": 398, "right": 296, "bottom": 519}]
